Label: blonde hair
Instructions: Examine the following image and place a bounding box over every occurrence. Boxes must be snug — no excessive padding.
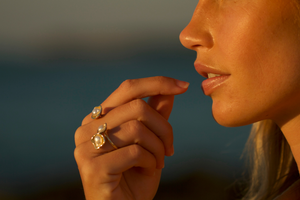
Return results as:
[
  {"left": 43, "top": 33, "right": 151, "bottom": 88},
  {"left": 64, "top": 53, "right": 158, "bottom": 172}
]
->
[{"left": 242, "top": 120, "right": 299, "bottom": 199}]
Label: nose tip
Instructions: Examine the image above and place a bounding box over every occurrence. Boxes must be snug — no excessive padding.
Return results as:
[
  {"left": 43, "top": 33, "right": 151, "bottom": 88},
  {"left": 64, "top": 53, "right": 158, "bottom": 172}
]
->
[
  {"left": 179, "top": 4, "right": 214, "bottom": 51},
  {"left": 179, "top": 26, "right": 199, "bottom": 50},
  {"left": 180, "top": 22, "right": 214, "bottom": 51},
  {"left": 179, "top": 27, "right": 188, "bottom": 49}
]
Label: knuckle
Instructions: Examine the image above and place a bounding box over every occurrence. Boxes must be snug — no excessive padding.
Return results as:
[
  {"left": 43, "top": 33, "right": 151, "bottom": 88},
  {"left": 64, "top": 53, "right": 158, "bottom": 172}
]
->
[
  {"left": 78, "top": 156, "right": 106, "bottom": 182},
  {"left": 128, "top": 144, "right": 143, "bottom": 161},
  {"left": 73, "top": 147, "right": 81, "bottom": 162},
  {"left": 153, "top": 76, "right": 170, "bottom": 94},
  {"left": 129, "top": 99, "right": 148, "bottom": 115},
  {"left": 154, "top": 75, "right": 167, "bottom": 83},
  {"left": 119, "top": 79, "right": 135, "bottom": 91},
  {"left": 74, "top": 149, "right": 111, "bottom": 189},
  {"left": 81, "top": 114, "right": 90, "bottom": 125},
  {"left": 126, "top": 120, "right": 143, "bottom": 137},
  {"left": 79, "top": 160, "right": 98, "bottom": 182},
  {"left": 74, "top": 146, "right": 88, "bottom": 168},
  {"left": 78, "top": 158, "right": 111, "bottom": 188},
  {"left": 74, "top": 126, "right": 84, "bottom": 145}
]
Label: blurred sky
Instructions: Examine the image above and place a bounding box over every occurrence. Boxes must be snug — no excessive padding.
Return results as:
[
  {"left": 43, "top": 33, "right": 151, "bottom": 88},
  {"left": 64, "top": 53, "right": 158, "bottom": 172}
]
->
[{"left": 0, "top": 0, "right": 198, "bottom": 61}]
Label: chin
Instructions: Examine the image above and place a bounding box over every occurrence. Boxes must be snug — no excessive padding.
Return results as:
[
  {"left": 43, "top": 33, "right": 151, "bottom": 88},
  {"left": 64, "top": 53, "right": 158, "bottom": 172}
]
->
[
  {"left": 213, "top": 115, "right": 247, "bottom": 127},
  {"left": 211, "top": 106, "right": 256, "bottom": 128}
]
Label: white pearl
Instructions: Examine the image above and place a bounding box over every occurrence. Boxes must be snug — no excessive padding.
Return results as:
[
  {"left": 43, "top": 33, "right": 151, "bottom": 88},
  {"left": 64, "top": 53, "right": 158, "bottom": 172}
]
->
[
  {"left": 94, "top": 136, "right": 100, "bottom": 143},
  {"left": 98, "top": 124, "right": 106, "bottom": 132},
  {"left": 92, "top": 108, "right": 99, "bottom": 115}
]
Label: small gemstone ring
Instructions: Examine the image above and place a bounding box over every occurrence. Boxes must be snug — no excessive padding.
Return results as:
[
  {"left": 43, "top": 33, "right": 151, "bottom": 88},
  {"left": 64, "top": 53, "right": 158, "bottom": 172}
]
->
[{"left": 91, "top": 105, "right": 103, "bottom": 119}]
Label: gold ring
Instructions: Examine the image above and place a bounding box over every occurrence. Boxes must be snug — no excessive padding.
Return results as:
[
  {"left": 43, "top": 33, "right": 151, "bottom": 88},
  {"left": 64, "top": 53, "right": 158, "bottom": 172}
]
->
[
  {"left": 91, "top": 105, "right": 103, "bottom": 119},
  {"left": 103, "top": 132, "right": 118, "bottom": 150},
  {"left": 91, "top": 123, "right": 118, "bottom": 150}
]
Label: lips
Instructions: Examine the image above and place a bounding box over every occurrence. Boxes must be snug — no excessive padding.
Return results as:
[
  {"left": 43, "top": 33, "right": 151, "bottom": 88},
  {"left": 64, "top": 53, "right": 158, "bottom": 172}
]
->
[{"left": 194, "top": 62, "right": 230, "bottom": 95}]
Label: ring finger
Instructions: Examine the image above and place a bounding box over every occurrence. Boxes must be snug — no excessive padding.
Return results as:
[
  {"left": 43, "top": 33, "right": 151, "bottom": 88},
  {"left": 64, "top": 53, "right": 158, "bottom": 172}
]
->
[{"left": 78, "top": 120, "right": 165, "bottom": 169}]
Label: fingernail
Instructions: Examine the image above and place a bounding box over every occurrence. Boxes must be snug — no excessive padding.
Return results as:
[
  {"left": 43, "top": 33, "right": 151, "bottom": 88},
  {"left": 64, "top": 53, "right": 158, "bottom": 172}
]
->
[{"left": 176, "top": 79, "right": 190, "bottom": 89}]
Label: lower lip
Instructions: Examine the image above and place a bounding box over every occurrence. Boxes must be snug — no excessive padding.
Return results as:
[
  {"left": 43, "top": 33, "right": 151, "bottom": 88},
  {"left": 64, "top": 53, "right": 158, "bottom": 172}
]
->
[{"left": 201, "top": 75, "right": 230, "bottom": 95}]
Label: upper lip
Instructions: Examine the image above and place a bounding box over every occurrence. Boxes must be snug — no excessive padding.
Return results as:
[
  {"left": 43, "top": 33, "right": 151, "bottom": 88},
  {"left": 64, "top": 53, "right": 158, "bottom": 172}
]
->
[{"left": 194, "top": 62, "right": 230, "bottom": 78}]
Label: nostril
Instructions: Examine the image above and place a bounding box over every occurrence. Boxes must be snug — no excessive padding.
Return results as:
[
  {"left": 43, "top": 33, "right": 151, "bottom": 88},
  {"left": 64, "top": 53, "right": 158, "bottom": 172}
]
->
[
  {"left": 192, "top": 44, "right": 202, "bottom": 48},
  {"left": 179, "top": 28, "right": 195, "bottom": 50}
]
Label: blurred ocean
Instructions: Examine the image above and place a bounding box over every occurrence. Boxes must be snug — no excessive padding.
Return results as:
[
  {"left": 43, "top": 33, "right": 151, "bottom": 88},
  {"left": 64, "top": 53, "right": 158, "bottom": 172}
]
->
[{"left": 0, "top": 52, "right": 250, "bottom": 199}]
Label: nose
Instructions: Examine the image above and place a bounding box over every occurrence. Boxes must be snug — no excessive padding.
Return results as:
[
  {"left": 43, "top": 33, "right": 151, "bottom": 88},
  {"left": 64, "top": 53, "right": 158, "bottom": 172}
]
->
[{"left": 179, "top": 2, "right": 214, "bottom": 51}]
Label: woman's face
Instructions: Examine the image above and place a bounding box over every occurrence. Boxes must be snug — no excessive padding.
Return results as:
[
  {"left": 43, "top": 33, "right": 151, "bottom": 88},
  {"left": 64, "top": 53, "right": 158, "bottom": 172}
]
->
[{"left": 180, "top": 0, "right": 300, "bottom": 127}]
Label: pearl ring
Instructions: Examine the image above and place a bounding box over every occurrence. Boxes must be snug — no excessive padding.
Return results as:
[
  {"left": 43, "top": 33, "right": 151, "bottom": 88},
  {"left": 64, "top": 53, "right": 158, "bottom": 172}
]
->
[
  {"left": 91, "top": 123, "right": 118, "bottom": 150},
  {"left": 91, "top": 105, "right": 103, "bottom": 119}
]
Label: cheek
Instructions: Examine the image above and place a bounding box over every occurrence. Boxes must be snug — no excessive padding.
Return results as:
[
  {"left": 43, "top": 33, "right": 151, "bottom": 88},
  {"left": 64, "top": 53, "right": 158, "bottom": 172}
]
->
[
  {"left": 208, "top": 1, "right": 300, "bottom": 126},
  {"left": 211, "top": 64, "right": 300, "bottom": 127}
]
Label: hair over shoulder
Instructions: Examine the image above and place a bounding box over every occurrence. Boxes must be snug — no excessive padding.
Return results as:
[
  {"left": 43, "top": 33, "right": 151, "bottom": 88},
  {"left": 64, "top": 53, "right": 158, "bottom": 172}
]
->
[{"left": 242, "top": 120, "right": 299, "bottom": 200}]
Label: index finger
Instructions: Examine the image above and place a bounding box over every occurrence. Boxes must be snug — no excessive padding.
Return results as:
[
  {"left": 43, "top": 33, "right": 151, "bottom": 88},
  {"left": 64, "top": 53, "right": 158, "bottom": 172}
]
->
[
  {"left": 103, "top": 76, "right": 189, "bottom": 113},
  {"left": 83, "top": 76, "right": 189, "bottom": 125}
]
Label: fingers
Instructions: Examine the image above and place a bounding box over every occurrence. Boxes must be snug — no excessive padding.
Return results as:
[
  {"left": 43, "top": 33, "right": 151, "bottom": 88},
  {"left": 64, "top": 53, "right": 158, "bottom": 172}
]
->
[
  {"left": 82, "top": 76, "right": 189, "bottom": 125},
  {"left": 75, "top": 144, "right": 160, "bottom": 200},
  {"left": 75, "top": 144, "right": 159, "bottom": 183},
  {"left": 102, "top": 145, "right": 157, "bottom": 175},
  {"left": 102, "top": 76, "right": 189, "bottom": 114},
  {"left": 76, "top": 120, "right": 165, "bottom": 169},
  {"left": 76, "top": 99, "right": 174, "bottom": 156}
]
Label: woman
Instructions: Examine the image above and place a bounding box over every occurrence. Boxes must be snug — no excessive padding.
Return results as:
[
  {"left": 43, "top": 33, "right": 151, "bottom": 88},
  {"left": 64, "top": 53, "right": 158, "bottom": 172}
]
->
[{"left": 74, "top": 0, "right": 300, "bottom": 199}]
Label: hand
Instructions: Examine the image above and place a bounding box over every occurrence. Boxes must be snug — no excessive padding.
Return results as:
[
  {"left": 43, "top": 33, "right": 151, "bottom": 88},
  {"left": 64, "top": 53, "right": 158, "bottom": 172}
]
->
[{"left": 74, "top": 76, "right": 189, "bottom": 200}]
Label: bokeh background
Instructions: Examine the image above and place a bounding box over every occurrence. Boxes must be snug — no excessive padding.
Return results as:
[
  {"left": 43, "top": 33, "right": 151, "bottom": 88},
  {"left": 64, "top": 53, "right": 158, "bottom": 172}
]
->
[{"left": 0, "top": 1, "right": 251, "bottom": 199}]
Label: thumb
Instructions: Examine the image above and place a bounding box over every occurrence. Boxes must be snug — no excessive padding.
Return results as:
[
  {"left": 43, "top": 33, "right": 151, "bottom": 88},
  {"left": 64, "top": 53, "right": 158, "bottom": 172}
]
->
[{"left": 147, "top": 95, "right": 175, "bottom": 120}]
